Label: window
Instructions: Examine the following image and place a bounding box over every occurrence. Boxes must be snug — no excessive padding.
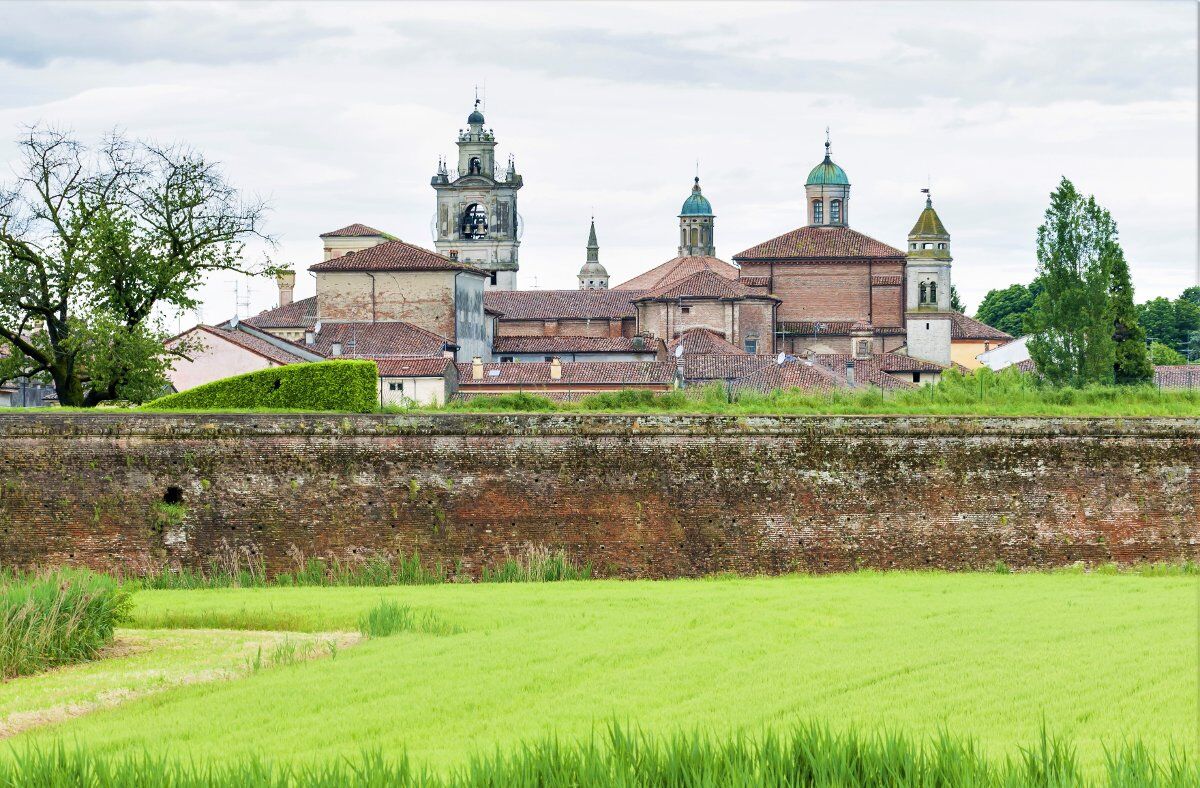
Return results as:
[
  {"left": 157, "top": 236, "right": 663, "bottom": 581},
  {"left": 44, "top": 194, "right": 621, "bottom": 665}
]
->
[
  {"left": 462, "top": 204, "right": 488, "bottom": 238},
  {"left": 744, "top": 338, "right": 758, "bottom": 354},
  {"left": 544, "top": 356, "right": 555, "bottom": 362},
  {"left": 919, "top": 279, "right": 937, "bottom": 306},
  {"left": 499, "top": 356, "right": 514, "bottom": 363},
  {"left": 812, "top": 200, "right": 823, "bottom": 224},
  {"left": 468, "top": 156, "right": 481, "bottom": 175},
  {"left": 937, "top": 243, "right": 946, "bottom": 250},
  {"left": 488, "top": 271, "right": 498, "bottom": 285},
  {"left": 913, "top": 372, "right": 921, "bottom": 384},
  {"left": 680, "top": 305, "right": 691, "bottom": 314},
  {"left": 830, "top": 199, "right": 841, "bottom": 223},
  {"left": 929, "top": 281, "right": 937, "bottom": 302},
  {"left": 910, "top": 243, "right": 917, "bottom": 250},
  {"left": 923, "top": 243, "right": 932, "bottom": 249},
  {"left": 856, "top": 339, "right": 871, "bottom": 357},
  {"left": 388, "top": 382, "right": 405, "bottom": 393}
]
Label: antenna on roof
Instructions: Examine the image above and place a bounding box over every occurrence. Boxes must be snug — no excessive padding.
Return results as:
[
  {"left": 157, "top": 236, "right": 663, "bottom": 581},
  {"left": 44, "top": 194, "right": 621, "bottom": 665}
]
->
[
  {"left": 776, "top": 352, "right": 786, "bottom": 365},
  {"left": 674, "top": 344, "right": 684, "bottom": 359}
]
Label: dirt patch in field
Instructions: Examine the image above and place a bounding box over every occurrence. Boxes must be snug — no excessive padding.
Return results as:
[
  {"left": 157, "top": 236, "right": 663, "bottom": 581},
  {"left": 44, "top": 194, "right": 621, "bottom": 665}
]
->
[{"left": 0, "top": 629, "right": 361, "bottom": 739}]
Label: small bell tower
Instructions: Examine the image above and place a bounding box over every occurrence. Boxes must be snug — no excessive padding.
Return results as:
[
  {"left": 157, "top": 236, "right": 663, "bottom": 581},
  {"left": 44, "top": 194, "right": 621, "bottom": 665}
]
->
[
  {"left": 577, "top": 218, "right": 609, "bottom": 290},
  {"left": 904, "top": 189, "right": 953, "bottom": 365},
  {"left": 678, "top": 176, "right": 715, "bottom": 257}
]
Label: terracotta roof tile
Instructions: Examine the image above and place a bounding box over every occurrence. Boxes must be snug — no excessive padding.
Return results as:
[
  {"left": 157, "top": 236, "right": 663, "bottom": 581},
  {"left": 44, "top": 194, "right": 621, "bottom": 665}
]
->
[
  {"left": 306, "top": 321, "right": 449, "bottom": 358},
  {"left": 457, "top": 361, "right": 677, "bottom": 386},
  {"left": 189, "top": 326, "right": 308, "bottom": 366},
  {"left": 734, "top": 226, "right": 904, "bottom": 261},
  {"left": 872, "top": 274, "right": 903, "bottom": 286},
  {"left": 667, "top": 328, "right": 745, "bottom": 355},
  {"left": 245, "top": 296, "right": 319, "bottom": 329},
  {"left": 950, "top": 313, "right": 1013, "bottom": 341},
  {"left": 638, "top": 269, "right": 774, "bottom": 301},
  {"left": 491, "top": 336, "right": 658, "bottom": 354},
  {"left": 682, "top": 354, "right": 774, "bottom": 382},
  {"left": 612, "top": 255, "right": 739, "bottom": 291},
  {"left": 738, "top": 276, "right": 770, "bottom": 288},
  {"left": 779, "top": 321, "right": 907, "bottom": 336},
  {"left": 1154, "top": 365, "right": 1200, "bottom": 388},
  {"left": 309, "top": 240, "right": 484, "bottom": 273},
  {"left": 733, "top": 360, "right": 848, "bottom": 393},
  {"left": 375, "top": 358, "right": 452, "bottom": 377},
  {"left": 319, "top": 223, "right": 392, "bottom": 238},
  {"left": 484, "top": 289, "right": 640, "bottom": 320},
  {"left": 815, "top": 352, "right": 945, "bottom": 373}
]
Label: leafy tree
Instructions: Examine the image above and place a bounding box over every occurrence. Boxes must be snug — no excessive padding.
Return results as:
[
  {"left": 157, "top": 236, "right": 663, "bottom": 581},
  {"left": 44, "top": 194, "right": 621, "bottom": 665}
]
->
[
  {"left": 1107, "top": 243, "right": 1152, "bottom": 384},
  {"left": 1025, "top": 177, "right": 1137, "bottom": 386},
  {"left": 975, "top": 281, "right": 1040, "bottom": 337},
  {"left": 1149, "top": 341, "right": 1186, "bottom": 365},
  {"left": 1182, "top": 286, "right": 1200, "bottom": 308},
  {"left": 0, "top": 127, "right": 272, "bottom": 406},
  {"left": 949, "top": 284, "right": 965, "bottom": 313},
  {"left": 1137, "top": 297, "right": 1179, "bottom": 348}
]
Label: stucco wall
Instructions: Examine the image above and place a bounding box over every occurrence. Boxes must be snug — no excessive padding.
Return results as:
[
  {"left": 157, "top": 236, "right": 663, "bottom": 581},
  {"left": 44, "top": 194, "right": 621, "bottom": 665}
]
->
[
  {"left": 0, "top": 413, "right": 1195, "bottom": 579},
  {"left": 165, "top": 332, "right": 279, "bottom": 392}
]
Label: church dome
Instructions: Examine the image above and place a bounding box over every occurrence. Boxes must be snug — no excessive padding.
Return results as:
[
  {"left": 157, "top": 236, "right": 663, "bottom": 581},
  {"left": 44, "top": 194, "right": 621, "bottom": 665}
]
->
[
  {"left": 680, "top": 177, "right": 714, "bottom": 216},
  {"left": 467, "top": 108, "right": 485, "bottom": 124},
  {"left": 806, "top": 155, "right": 849, "bottom": 187}
]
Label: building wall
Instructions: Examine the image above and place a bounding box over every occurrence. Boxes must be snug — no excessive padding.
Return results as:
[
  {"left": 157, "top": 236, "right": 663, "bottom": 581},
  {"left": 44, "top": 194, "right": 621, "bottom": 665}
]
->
[
  {"left": 454, "top": 272, "right": 491, "bottom": 362},
  {"left": 906, "top": 316, "right": 953, "bottom": 366},
  {"left": 315, "top": 271, "right": 457, "bottom": 338},
  {"left": 380, "top": 377, "right": 448, "bottom": 407},
  {"left": 638, "top": 300, "right": 771, "bottom": 348},
  {"left": 952, "top": 340, "right": 1006, "bottom": 370},
  {"left": 1, "top": 414, "right": 1195, "bottom": 579},
  {"left": 738, "top": 261, "right": 904, "bottom": 324},
  {"left": 323, "top": 236, "right": 388, "bottom": 261},
  {"left": 164, "top": 332, "right": 279, "bottom": 392},
  {"left": 494, "top": 318, "right": 635, "bottom": 338}
]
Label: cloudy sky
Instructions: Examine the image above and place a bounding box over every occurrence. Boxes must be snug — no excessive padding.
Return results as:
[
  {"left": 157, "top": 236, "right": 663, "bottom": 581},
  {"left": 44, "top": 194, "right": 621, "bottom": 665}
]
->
[{"left": 1, "top": 1, "right": 1195, "bottom": 325}]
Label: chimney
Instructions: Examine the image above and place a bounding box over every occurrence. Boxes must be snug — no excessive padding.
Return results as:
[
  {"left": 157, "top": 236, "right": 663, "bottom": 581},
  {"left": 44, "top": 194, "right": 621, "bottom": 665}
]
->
[
  {"left": 448, "top": 250, "right": 459, "bottom": 261},
  {"left": 472, "top": 356, "right": 484, "bottom": 380},
  {"left": 845, "top": 359, "right": 856, "bottom": 387},
  {"left": 275, "top": 270, "right": 296, "bottom": 307},
  {"left": 330, "top": 342, "right": 343, "bottom": 356},
  {"left": 304, "top": 331, "right": 315, "bottom": 345},
  {"left": 550, "top": 357, "right": 562, "bottom": 380}
]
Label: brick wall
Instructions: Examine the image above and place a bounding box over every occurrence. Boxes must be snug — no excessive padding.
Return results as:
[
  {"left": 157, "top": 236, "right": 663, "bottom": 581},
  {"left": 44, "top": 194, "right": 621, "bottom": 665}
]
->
[{"left": 0, "top": 413, "right": 1196, "bottom": 578}]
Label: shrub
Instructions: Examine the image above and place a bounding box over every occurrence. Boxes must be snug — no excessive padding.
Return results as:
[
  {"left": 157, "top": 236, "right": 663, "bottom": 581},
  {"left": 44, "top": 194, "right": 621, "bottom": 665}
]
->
[
  {"left": 143, "top": 360, "right": 378, "bottom": 412},
  {"left": 481, "top": 546, "right": 593, "bottom": 582},
  {"left": 446, "top": 392, "right": 559, "bottom": 412},
  {"left": 0, "top": 569, "right": 133, "bottom": 679}
]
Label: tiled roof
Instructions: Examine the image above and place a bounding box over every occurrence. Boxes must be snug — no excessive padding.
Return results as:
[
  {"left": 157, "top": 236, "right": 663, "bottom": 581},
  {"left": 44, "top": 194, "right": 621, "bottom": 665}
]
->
[
  {"left": 188, "top": 326, "right": 308, "bottom": 366},
  {"left": 667, "top": 328, "right": 745, "bottom": 355},
  {"left": 739, "top": 275, "right": 771, "bottom": 288},
  {"left": 950, "top": 313, "right": 1013, "bottom": 341},
  {"left": 639, "top": 269, "right": 774, "bottom": 301},
  {"left": 319, "top": 223, "right": 392, "bottom": 238},
  {"left": 491, "top": 335, "right": 658, "bottom": 354},
  {"left": 245, "top": 296, "right": 319, "bottom": 329},
  {"left": 457, "top": 361, "right": 677, "bottom": 386},
  {"left": 1154, "top": 366, "right": 1200, "bottom": 389},
  {"left": 612, "top": 255, "right": 739, "bottom": 291},
  {"left": 484, "top": 289, "right": 641, "bottom": 320},
  {"left": 779, "top": 321, "right": 907, "bottom": 336},
  {"left": 733, "top": 226, "right": 904, "bottom": 261},
  {"left": 816, "top": 352, "right": 945, "bottom": 374},
  {"left": 375, "top": 358, "right": 452, "bottom": 377},
  {"left": 305, "top": 321, "right": 449, "bottom": 358},
  {"left": 733, "top": 359, "right": 848, "bottom": 394},
  {"left": 871, "top": 274, "right": 903, "bottom": 286},
  {"left": 683, "top": 354, "right": 774, "bottom": 382},
  {"left": 309, "top": 240, "right": 484, "bottom": 273}
]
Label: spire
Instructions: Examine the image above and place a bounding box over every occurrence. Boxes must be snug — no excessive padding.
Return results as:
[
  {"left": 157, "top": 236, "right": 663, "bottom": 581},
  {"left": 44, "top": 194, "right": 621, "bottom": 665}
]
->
[
  {"left": 922, "top": 187, "right": 932, "bottom": 209},
  {"left": 824, "top": 126, "right": 831, "bottom": 159},
  {"left": 578, "top": 216, "right": 608, "bottom": 289},
  {"left": 586, "top": 217, "right": 599, "bottom": 262}
]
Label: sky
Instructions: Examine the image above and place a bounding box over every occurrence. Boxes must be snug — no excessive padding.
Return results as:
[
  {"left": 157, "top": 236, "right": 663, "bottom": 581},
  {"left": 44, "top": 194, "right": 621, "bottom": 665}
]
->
[{"left": 0, "top": 0, "right": 1196, "bottom": 327}]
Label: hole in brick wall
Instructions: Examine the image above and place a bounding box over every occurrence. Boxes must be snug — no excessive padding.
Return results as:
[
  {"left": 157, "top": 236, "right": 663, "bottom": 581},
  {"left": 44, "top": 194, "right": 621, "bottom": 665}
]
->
[{"left": 162, "top": 486, "right": 184, "bottom": 505}]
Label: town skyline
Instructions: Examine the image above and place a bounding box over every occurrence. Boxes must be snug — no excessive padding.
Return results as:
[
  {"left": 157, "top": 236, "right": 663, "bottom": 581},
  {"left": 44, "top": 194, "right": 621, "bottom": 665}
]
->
[{"left": 1, "top": 1, "right": 1195, "bottom": 324}]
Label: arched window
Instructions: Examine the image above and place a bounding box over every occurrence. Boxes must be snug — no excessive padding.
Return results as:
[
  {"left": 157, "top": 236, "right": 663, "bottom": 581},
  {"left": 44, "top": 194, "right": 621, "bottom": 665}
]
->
[
  {"left": 462, "top": 204, "right": 488, "bottom": 238},
  {"left": 690, "top": 227, "right": 699, "bottom": 245},
  {"left": 929, "top": 281, "right": 937, "bottom": 303},
  {"left": 937, "top": 243, "right": 946, "bottom": 250},
  {"left": 812, "top": 200, "right": 824, "bottom": 224},
  {"left": 918, "top": 282, "right": 928, "bottom": 304},
  {"left": 830, "top": 199, "right": 841, "bottom": 224},
  {"left": 468, "top": 157, "right": 482, "bottom": 175}
]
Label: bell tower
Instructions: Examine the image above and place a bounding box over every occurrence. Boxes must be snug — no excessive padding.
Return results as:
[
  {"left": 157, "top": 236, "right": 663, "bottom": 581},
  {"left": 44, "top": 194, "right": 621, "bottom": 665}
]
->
[
  {"left": 431, "top": 99, "right": 523, "bottom": 289},
  {"left": 577, "top": 218, "right": 609, "bottom": 290},
  {"left": 678, "top": 177, "right": 715, "bottom": 257},
  {"left": 904, "top": 189, "right": 953, "bottom": 365}
]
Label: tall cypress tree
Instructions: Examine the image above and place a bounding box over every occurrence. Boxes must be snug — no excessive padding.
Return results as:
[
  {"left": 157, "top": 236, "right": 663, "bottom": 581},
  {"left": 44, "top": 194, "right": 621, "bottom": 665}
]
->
[
  {"left": 1025, "top": 178, "right": 1115, "bottom": 386},
  {"left": 1108, "top": 240, "right": 1153, "bottom": 384}
]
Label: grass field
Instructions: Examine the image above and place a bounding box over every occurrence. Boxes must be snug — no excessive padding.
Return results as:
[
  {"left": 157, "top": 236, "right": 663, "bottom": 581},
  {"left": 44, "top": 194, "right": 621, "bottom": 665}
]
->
[{"left": 2, "top": 572, "right": 1195, "bottom": 779}]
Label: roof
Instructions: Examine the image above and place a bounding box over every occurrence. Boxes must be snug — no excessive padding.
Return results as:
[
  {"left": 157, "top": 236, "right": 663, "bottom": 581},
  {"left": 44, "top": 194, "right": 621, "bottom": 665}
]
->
[
  {"left": 484, "top": 289, "right": 640, "bottom": 321},
  {"left": 733, "top": 359, "right": 848, "bottom": 394},
  {"left": 170, "top": 325, "right": 308, "bottom": 366},
  {"left": 667, "top": 328, "right": 745, "bottom": 356},
  {"left": 909, "top": 198, "right": 949, "bottom": 238},
  {"left": 613, "top": 255, "right": 739, "bottom": 291},
  {"left": 949, "top": 313, "right": 1012, "bottom": 341},
  {"left": 872, "top": 274, "right": 903, "bottom": 286},
  {"left": 245, "top": 296, "right": 319, "bottom": 329},
  {"left": 304, "top": 321, "right": 448, "bottom": 358},
  {"left": 457, "top": 361, "right": 677, "bottom": 386},
  {"left": 638, "top": 269, "right": 773, "bottom": 301},
  {"left": 739, "top": 276, "right": 770, "bottom": 288},
  {"left": 682, "top": 354, "right": 774, "bottom": 382},
  {"left": 309, "top": 239, "right": 485, "bottom": 274},
  {"left": 319, "top": 223, "right": 392, "bottom": 239},
  {"left": 491, "top": 336, "right": 659, "bottom": 355},
  {"left": 806, "top": 154, "right": 849, "bottom": 187},
  {"left": 779, "top": 321, "right": 907, "bottom": 336},
  {"left": 816, "top": 351, "right": 944, "bottom": 373},
  {"left": 1153, "top": 366, "right": 1200, "bottom": 389},
  {"left": 680, "top": 177, "right": 714, "bottom": 216},
  {"left": 733, "top": 226, "right": 904, "bottom": 261},
  {"left": 376, "top": 357, "right": 453, "bottom": 377}
]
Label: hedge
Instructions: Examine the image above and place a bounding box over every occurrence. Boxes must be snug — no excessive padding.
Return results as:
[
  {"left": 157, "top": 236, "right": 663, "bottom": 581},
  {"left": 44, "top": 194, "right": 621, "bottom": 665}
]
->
[{"left": 145, "top": 360, "right": 378, "bottom": 412}]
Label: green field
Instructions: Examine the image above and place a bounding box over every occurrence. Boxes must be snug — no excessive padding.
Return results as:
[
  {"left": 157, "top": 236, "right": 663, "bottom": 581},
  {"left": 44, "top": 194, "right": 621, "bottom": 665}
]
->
[{"left": 2, "top": 572, "right": 1195, "bottom": 778}]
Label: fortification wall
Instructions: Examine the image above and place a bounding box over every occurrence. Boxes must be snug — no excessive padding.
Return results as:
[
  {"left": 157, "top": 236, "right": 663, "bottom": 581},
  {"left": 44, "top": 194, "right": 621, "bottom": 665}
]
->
[{"left": 0, "top": 413, "right": 1196, "bottom": 577}]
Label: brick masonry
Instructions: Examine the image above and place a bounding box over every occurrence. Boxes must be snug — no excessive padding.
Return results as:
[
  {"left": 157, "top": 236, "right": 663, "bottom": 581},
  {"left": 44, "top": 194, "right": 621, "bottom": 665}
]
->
[{"left": 0, "top": 413, "right": 1196, "bottom": 578}]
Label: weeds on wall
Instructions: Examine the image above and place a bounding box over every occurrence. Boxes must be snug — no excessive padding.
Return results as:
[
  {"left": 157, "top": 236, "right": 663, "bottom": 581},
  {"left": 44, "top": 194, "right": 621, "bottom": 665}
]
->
[
  {"left": 0, "top": 568, "right": 132, "bottom": 679},
  {"left": 4, "top": 723, "right": 1197, "bottom": 786}
]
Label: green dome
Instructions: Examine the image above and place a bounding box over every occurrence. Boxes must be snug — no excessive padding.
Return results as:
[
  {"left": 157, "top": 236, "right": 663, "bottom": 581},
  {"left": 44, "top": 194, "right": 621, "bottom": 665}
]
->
[
  {"left": 467, "top": 108, "right": 485, "bottom": 124},
  {"left": 806, "top": 155, "right": 849, "bottom": 187},
  {"left": 680, "top": 177, "right": 714, "bottom": 216}
]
